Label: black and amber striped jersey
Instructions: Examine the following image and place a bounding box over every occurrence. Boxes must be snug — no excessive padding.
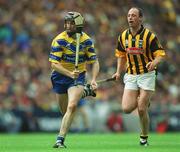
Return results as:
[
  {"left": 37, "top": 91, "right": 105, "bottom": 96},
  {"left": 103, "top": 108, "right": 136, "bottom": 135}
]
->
[
  {"left": 49, "top": 31, "right": 97, "bottom": 72},
  {"left": 115, "top": 25, "right": 166, "bottom": 75}
]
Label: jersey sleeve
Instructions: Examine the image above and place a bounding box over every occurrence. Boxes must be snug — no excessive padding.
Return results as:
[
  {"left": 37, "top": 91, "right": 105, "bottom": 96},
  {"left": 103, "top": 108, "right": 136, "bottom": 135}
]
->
[
  {"left": 115, "top": 35, "right": 126, "bottom": 58},
  {"left": 49, "top": 39, "right": 63, "bottom": 63},
  {"left": 150, "top": 36, "right": 166, "bottom": 57},
  {"left": 84, "top": 39, "right": 97, "bottom": 64}
]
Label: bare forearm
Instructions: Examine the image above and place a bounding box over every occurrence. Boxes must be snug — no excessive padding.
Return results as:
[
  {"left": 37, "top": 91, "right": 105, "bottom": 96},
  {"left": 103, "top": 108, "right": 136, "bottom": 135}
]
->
[
  {"left": 116, "top": 57, "right": 126, "bottom": 74},
  {"left": 51, "top": 62, "right": 72, "bottom": 78},
  {"left": 146, "top": 56, "right": 165, "bottom": 71},
  {"left": 91, "top": 60, "right": 100, "bottom": 80},
  {"left": 153, "top": 56, "right": 164, "bottom": 66}
]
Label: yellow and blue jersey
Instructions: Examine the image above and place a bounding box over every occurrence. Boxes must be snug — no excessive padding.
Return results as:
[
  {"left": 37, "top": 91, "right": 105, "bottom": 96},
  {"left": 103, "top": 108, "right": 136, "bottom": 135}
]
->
[{"left": 49, "top": 31, "right": 97, "bottom": 73}]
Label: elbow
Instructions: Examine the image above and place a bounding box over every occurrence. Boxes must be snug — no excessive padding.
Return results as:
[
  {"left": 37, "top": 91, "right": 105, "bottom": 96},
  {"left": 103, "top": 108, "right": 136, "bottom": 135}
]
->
[
  {"left": 96, "top": 58, "right": 100, "bottom": 65},
  {"left": 51, "top": 62, "right": 56, "bottom": 69},
  {"left": 95, "top": 60, "right": 100, "bottom": 70},
  {"left": 51, "top": 63, "right": 54, "bottom": 69},
  {"left": 96, "top": 60, "right": 100, "bottom": 66}
]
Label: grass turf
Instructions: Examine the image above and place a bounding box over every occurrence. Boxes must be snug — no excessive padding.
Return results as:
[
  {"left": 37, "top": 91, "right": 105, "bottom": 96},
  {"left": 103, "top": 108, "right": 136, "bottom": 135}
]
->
[{"left": 0, "top": 133, "right": 180, "bottom": 152}]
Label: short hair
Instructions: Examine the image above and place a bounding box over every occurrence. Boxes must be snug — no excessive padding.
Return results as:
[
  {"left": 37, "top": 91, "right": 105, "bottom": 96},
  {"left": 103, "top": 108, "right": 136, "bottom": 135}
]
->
[{"left": 131, "top": 7, "right": 143, "bottom": 17}]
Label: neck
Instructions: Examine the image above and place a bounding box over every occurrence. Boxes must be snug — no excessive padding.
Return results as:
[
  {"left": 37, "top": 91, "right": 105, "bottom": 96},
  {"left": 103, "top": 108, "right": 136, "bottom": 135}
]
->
[
  {"left": 130, "top": 25, "right": 141, "bottom": 36},
  {"left": 67, "top": 31, "right": 76, "bottom": 37}
]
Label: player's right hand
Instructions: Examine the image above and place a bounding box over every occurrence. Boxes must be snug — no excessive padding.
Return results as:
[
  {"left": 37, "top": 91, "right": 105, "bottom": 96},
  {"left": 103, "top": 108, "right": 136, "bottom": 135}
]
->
[
  {"left": 112, "top": 72, "right": 120, "bottom": 81},
  {"left": 71, "top": 69, "right": 80, "bottom": 79}
]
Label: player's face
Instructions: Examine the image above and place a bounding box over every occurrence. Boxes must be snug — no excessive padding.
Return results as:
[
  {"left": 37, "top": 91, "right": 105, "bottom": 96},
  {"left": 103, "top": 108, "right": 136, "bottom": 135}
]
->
[
  {"left": 127, "top": 8, "right": 142, "bottom": 28},
  {"left": 64, "top": 20, "right": 76, "bottom": 33}
]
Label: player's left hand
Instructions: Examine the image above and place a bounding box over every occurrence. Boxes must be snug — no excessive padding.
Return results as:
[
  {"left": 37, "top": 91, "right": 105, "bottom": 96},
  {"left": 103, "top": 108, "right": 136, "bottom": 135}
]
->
[
  {"left": 90, "top": 80, "right": 98, "bottom": 90},
  {"left": 146, "top": 61, "right": 156, "bottom": 71}
]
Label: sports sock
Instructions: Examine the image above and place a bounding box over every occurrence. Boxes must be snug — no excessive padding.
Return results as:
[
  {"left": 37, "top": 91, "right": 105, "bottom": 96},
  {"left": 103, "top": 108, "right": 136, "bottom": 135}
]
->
[
  {"left": 81, "top": 84, "right": 96, "bottom": 98},
  {"left": 140, "top": 135, "right": 148, "bottom": 144},
  {"left": 56, "top": 135, "right": 65, "bottom": 144}
]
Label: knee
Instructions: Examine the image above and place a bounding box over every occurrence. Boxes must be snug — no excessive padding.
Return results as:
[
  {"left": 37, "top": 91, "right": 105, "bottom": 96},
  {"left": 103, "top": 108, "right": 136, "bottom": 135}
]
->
[
  {"left": 122, "top": 106, "right": 133, "bottom": 114},
  {"left": 138, "top": 108, "right": 147, "bottom": 117},
  {"left": 67, "top": 102, "right": 77, "bottom": 113}
]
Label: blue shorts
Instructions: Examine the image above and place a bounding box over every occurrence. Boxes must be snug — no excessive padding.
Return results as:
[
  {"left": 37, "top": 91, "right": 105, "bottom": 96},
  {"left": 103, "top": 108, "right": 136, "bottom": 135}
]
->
[{"left": 51, "top": 71, "right": 86, "bottom": 94}]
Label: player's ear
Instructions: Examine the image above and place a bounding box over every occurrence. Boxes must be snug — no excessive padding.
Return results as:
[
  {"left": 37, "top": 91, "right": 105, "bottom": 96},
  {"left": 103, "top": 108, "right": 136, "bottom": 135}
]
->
[{"left": 139, "top": 16, "right": 143, "bottom": 24}]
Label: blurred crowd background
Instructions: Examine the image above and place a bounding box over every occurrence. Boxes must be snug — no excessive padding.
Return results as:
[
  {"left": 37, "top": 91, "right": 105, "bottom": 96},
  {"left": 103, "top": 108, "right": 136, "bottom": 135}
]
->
[{"left": 0, "top": 0, "right": 180, "bottom": 133}]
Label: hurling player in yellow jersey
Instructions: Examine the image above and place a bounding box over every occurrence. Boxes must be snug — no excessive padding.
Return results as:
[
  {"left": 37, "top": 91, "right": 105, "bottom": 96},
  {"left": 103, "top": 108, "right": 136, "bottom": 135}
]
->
[
  {"left": 112, "top": 7, "right": 166, "bottom": 146},
  {"left": 49, "top": 12, "right": 99, "bottom": 148}
]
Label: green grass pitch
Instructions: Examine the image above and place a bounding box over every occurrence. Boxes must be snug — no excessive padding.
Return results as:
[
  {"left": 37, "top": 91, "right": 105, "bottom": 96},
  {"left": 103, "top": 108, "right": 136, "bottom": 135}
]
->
[{"left": 0, "top": 133, "right": 180, "bottom": 152}]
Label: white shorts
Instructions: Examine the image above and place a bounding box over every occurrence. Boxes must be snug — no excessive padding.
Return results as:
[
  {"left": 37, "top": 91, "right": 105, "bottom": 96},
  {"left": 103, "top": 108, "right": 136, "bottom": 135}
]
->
[{"left": 123, "top": 71, "right": 156, "bottom": 91}]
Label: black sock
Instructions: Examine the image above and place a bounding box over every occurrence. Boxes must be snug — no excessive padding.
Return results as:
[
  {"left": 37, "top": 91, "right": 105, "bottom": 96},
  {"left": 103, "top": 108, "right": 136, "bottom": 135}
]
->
[
  {"left": 81, "top": 84, "right": 96, "bottom": 98},
  {"left": 140, "top": 135, "right": 148, "bottom": 143},
  {"left": 56, "top": 135, "right": 65, "bottom": 143}
]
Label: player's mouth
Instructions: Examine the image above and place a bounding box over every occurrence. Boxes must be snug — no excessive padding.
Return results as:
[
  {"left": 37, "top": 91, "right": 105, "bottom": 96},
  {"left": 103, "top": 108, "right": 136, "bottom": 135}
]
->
[
  {"left": 129, "top": 20, "right": 134, "bottom": 24},
  {"left": 128, "top": 20, "right": 134, "bottom": 26}
]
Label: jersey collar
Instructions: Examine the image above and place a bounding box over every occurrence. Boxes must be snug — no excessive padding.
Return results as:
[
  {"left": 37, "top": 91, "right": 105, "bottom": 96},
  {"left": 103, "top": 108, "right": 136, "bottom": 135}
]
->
[{"left": 128, "top": 25, "right": 144, "bottom": 36}]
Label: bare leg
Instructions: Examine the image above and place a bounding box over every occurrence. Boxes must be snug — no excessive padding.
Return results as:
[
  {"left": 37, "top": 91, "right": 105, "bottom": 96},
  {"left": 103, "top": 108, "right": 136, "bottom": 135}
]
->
[
  {"left": 122, "top": 89, "right": 139, "bottom": 113},
  {"left": 59, "top": 85, "right": 84, "bottom": 137},
  {"left": 53, "top": 94, "right": 68, "bottom": 148},
  {"left": 56, "top": 94, "right": 68, "bottom": 115},
  {"left": 138, "top": 89, "right": 152, "bottom": 136}
]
